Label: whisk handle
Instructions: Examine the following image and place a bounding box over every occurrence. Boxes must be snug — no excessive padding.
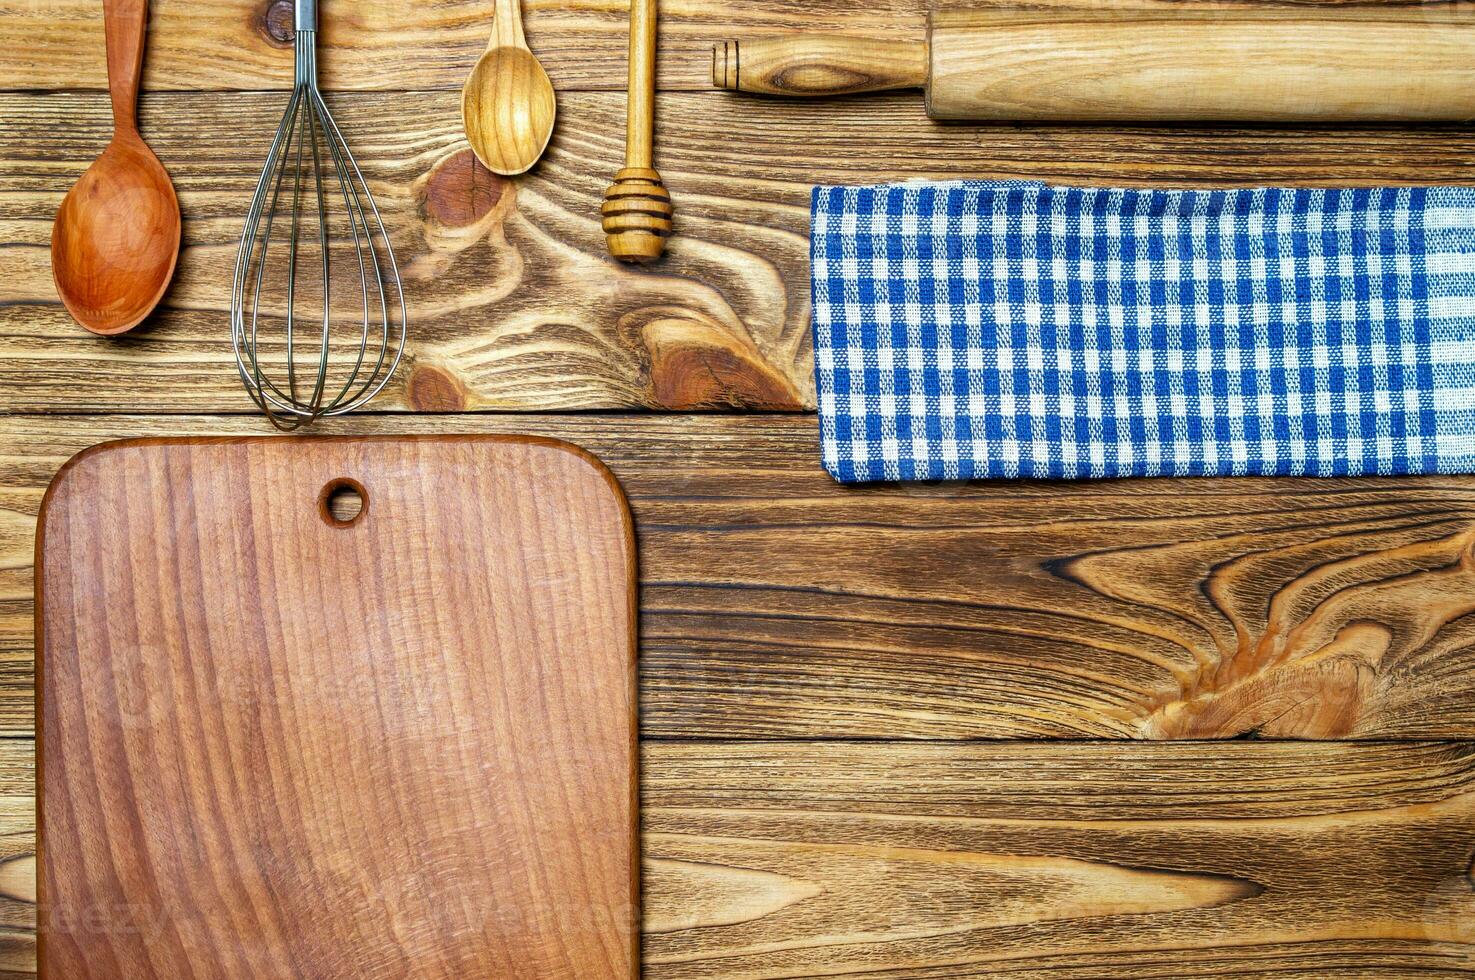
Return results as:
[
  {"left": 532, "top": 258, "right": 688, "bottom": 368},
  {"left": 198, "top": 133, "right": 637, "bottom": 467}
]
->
[{"left": 295, "top": 0, "right": 316, "bottom": 33}]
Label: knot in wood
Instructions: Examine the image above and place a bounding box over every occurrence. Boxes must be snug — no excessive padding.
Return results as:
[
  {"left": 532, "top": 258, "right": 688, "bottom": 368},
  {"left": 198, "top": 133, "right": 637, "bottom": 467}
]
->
[
  {"left": 405, "top": 363, "right": 470, "bottom": 412},
  {"left": 420, "top": 149, "right": 506, "bottom": 228},
  {"left": 602, "top": 168, "right": 673, "bottom": 264},
  {"left": 259, "top": 0, "right": 296, "bottom": 46}
]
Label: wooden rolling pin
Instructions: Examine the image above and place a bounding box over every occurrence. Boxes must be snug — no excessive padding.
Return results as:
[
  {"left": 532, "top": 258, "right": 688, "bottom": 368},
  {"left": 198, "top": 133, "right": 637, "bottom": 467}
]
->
[{"left": 712, "top": 5, "right": 1475, "bottom": 122}]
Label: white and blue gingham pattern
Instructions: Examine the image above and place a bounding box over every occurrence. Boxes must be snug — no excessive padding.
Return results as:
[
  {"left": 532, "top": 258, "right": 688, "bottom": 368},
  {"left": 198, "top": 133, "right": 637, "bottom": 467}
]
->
[{"left": 812, "top": 181, "right": 1475, "bottom": 482}]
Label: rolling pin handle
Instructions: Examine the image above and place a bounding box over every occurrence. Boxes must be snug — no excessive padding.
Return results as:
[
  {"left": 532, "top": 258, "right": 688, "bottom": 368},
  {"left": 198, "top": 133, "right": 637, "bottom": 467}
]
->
[{"left": 711, "top": 35, "right": 927, "bottom": 97}]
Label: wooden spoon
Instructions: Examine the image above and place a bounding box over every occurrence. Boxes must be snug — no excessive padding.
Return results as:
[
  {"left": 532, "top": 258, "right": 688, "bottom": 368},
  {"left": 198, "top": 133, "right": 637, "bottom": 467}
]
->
[
  {"left": 461, "top": 0, "right": 557, "bottom": 176},
  {"left": 52, "top": 0, "right": 180, "bottom": 336}
]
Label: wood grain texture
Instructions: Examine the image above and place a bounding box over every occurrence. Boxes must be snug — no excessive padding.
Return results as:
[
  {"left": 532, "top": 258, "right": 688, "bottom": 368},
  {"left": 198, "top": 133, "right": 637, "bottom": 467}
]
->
[
  {"left": 4, "top": 414, "right": 1475, "bottom": 740},
  {"left": 10, "top": 4, "right": 1475, "bottom": 978},
  {"left": 7, "top": 0, "right": 1454, "bottom": 94},
  {"left": 6, "top": 90, "right": 1475, "bottom": 413},
  {"left": 643, "top": 740, "right": 1475, "bottom": 978},
  {"left": 4, "top": 738, "right": 1475, "bottom": 976},
  {"left": 1, "top": 0, "right": 934, "bottom": 93},
  {"left": 37, "top": 436, "right": 638, "bottom": 977},
  {"left": 0, "top": 742, "right": 33, "bottom": 980}
]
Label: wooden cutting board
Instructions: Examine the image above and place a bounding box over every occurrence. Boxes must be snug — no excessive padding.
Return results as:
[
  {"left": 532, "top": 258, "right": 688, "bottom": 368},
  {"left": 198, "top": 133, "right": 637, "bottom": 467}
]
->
[{"left": 36, "top": 435, "right": 639, "bottom": 979}]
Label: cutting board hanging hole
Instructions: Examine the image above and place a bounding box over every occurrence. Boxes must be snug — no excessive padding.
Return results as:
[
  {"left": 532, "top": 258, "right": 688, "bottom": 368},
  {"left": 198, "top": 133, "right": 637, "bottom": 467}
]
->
[{"left": 319, "top": 478, "right": 367, "bottom": 527}]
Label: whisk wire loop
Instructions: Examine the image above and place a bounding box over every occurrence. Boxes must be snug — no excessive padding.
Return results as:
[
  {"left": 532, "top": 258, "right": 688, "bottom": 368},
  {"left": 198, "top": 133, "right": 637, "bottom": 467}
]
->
[{"left": 230, "top": 19, "right": 406, "bottom": 430}]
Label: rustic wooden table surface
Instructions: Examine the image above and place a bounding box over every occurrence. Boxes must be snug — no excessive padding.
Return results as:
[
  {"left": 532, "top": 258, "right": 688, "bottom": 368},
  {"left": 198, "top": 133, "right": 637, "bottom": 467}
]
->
[{"left": 4, "top": 0, "right": 1475, "bottom": 976}]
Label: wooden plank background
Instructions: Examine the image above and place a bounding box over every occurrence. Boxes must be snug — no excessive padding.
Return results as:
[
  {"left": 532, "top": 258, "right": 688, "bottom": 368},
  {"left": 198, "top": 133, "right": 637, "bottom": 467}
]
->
[
  {"left": 3, "top": 739, "right": 1475, "bottom": 977},
  {"left": 4, "top": 415, "right": 1475, "bottom": 741},
  {"left": 2, "top": 0, "right": 1473, "bottom": 975}
]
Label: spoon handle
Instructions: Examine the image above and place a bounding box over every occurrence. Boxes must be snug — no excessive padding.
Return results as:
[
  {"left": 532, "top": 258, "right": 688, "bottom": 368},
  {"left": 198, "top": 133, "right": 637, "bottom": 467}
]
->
[
  {"left": 492, "top": 0, "right": 527, "bottom": 50},
  {"left": 103, "top": 0, "right": 148, "bottom": 137}
]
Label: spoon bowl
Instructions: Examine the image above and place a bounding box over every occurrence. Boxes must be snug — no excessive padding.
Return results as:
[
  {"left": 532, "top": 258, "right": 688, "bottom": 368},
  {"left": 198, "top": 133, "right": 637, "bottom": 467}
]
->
[
  {"left": 461, "top": 0, "right": 556, "bottom": 176},
  {"left": 52, "top": 136, "right": 180, "bottom": 335}
]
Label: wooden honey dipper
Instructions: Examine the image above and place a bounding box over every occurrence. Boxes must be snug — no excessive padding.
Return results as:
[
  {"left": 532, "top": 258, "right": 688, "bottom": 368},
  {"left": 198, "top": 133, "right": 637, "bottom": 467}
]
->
[{"left": 602, "top": 0, "right": 672, "bottom": 263}]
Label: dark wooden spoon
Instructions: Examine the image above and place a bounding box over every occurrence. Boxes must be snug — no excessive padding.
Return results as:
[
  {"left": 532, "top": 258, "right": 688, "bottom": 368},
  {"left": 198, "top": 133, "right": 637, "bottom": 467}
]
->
[{"left": 52, "top": 0, "right": 180, "bottom": 336}]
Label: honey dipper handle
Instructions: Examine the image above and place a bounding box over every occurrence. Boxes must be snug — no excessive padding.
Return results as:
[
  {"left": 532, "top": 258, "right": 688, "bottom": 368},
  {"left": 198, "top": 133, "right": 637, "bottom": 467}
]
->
[
  {"left": 625, "top": 0, "right": 657, "bottom": 169},
  {"left": 712, "top": 35, "right": 927, "bottom": 96},
  {"left": 603, "top": 0, "right": 672, "bottom": 263}
]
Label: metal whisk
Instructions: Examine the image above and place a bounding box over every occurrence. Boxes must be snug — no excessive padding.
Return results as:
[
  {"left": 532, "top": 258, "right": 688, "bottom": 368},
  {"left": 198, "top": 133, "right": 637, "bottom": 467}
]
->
[{"left": 231, "top": 0, "right": 406, "bottom": 430}]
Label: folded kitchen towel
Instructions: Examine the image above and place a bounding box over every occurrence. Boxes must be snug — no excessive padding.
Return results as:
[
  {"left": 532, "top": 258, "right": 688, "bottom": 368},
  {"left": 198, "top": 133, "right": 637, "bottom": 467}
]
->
[{"left": 811, "top": 181, "right": 1475, "bottom": 481}]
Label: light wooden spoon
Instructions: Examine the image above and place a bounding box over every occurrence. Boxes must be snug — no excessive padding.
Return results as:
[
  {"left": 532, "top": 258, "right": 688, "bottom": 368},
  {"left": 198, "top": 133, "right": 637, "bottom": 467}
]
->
[
  {"left": 52, "top": 0, "right": 180, "bottom": 336},
  {"left": 461, "top": 0, "right": 557, "bottom": 176}
]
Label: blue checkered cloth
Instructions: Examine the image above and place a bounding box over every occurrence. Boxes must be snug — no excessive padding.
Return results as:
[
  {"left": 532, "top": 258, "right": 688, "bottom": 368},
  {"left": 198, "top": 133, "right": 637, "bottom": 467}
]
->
[{"left": 812, "top": 181, "right": 1475, "bottom": 481}]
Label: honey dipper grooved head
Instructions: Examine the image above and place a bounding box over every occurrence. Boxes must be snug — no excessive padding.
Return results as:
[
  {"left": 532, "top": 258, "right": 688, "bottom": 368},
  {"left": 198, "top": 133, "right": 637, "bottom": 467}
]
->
[{"left": 602, "top": 168, "right": 673, "bottom": 264}]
